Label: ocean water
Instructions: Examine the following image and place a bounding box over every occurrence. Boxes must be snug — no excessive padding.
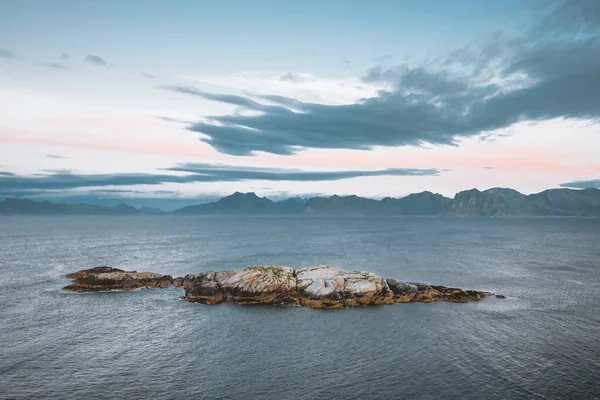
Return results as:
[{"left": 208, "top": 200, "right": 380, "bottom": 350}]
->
[{"left": 1, "top": 216, "right": 599, "bottom": 399}]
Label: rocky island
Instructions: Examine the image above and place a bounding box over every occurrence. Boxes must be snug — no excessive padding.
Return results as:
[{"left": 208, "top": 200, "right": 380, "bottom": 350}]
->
[
  {"left": 63, "top": 266, "right": 174, "bottom": 292},
  {"left": 64, "top": 265, "right": 502, "bottom": 308}
]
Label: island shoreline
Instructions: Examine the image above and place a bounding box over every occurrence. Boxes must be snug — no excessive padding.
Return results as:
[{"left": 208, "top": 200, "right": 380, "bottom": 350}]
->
[{"left": 63, "top": 265, "right": 504, "bottom": 309}]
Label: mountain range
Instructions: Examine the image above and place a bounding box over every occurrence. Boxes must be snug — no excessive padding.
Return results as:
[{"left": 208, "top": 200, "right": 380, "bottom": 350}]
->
[
  {"left": 0, "top": 198, "right": 142, "bottom": 216},
  {"left": 1, "top": 188, "right": 600, "bottom": 217}
]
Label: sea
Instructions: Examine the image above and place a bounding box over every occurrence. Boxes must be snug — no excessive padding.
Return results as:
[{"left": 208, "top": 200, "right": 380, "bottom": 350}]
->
[{"left": 1, "top": 216, "right": 599, "bottom": 399}]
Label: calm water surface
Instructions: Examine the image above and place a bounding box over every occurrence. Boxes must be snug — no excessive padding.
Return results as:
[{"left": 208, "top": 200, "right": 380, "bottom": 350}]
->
[{"left": 1, "top": 216, "right": 599, "bottom": 399}]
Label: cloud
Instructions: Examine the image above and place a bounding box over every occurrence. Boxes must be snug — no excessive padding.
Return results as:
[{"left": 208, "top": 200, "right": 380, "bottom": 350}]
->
[
  {"left": 0, "top": 48, "right": 17, "bottom": 59},
  {"left": 154, "top": 116, "right": 194, "bottom": 124},
  {"left": 165, "top": 0, "right": 600, "bottom": 156},
  {"left": 278, "top": 72, "right": 309, "bottom": 83},
  {"left": 167, "top": 86, "right": 267, "bottom": 110},
  {"left": 166, "top": 163, "right": 439, "bottom": 181},
  {"left": 59, "top": 53, "right": 70, "bottom": 62},
  {"left": 560, "top": 179, "right": 600, "bottom": 189},
  {"left": 45, "top": 154, "right": 69, "bottom": 159},
  {"left": 537, "top": 0, "right": 600, "bottom": 35},
  {"left": 42, "top": 62, "right": 68, "bottom": 70},
  {"left": 84, "top": 54, "right": 108, "bottom": 67},
  {"left": 141, "top": 72, "right": 155, "bottom": 79},
  {"left": 1, "top": 48, "right": 69, "bottom": 69},
  {"left": 0, "top": 163, "right": 440, "bottom": 194},
  {"left": 185, "top": 71, "right": 380, "bottom": 105}
]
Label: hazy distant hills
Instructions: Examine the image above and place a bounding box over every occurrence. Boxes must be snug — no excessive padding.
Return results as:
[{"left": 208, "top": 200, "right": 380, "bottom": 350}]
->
[
  {"left": 0, "top": 198, "right": 141, "bottom": 216},
  {"left": 2, "top": 188, "right": 600, "bottom": 216},
  {"left": 172, "top": 191, "right": 452, "bottom": 216},
  {"left": 303, "top": 192, "right": 451, "bottom": 216},
  {"left": 174, "top": 192, "right": 294, "bottom": 215}
]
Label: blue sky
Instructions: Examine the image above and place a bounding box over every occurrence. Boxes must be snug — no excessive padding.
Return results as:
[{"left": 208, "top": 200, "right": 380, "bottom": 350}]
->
[
  {"left": 1, "top": 0, "right": 599, "bottom": 207},
  {"left": 1, "top": 0, "right": 529, "bottom": 74}
]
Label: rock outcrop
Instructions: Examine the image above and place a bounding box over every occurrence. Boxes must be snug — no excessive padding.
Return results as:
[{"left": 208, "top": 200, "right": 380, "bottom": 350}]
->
[
  {"left": 64, "top": 265, "right": 496, "bottom": 307},
  {"left": 183, "top": 266, "right": 299, "bottom": 305},
  {"left": 295, "top": 266, "right": 394, "bottom": 308},
  {"left": 181, "top": 265, "right": 490, "bottom": 308},
  {"left": 63, "top": 266, "right": 173, "bottom": 292},
  {"left": 387, "top": 279, "right": 487, "bottom": 303}
]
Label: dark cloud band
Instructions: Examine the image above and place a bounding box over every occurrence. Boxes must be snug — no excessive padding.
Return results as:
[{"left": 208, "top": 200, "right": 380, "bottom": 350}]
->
[
  {"left": 0, "top": 163, "right": 440, "bottom": 195},
  {"left": 165, "top": 0, "right": 600, "bottom": 156},
  {"left": 560, "top": 179, "right": 600, "bottom": 189}
]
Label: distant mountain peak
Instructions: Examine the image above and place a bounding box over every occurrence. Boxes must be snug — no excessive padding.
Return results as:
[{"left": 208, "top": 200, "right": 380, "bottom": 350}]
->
[
  {"left": 229, "top": 191, "right": 254, "bottom": 197},
  {"left": 443, "top": 187, "right": 600, "bottom": 217}
]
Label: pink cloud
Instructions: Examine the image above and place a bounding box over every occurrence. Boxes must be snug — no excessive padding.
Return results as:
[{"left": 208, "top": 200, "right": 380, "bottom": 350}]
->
[
  {"left": 0, "top": 127, "right": 217, "bottom": 158},
  {"left": 0, "top": 127, "right": 570, "bottom": 173},
  {"left": 255, "top": 145, "right": 567, "bottom": 171}
]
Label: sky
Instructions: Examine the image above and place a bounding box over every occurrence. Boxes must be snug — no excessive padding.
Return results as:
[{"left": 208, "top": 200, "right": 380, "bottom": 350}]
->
[{"left": 1, "top": 0, "right": 599, "bottom": 208}]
